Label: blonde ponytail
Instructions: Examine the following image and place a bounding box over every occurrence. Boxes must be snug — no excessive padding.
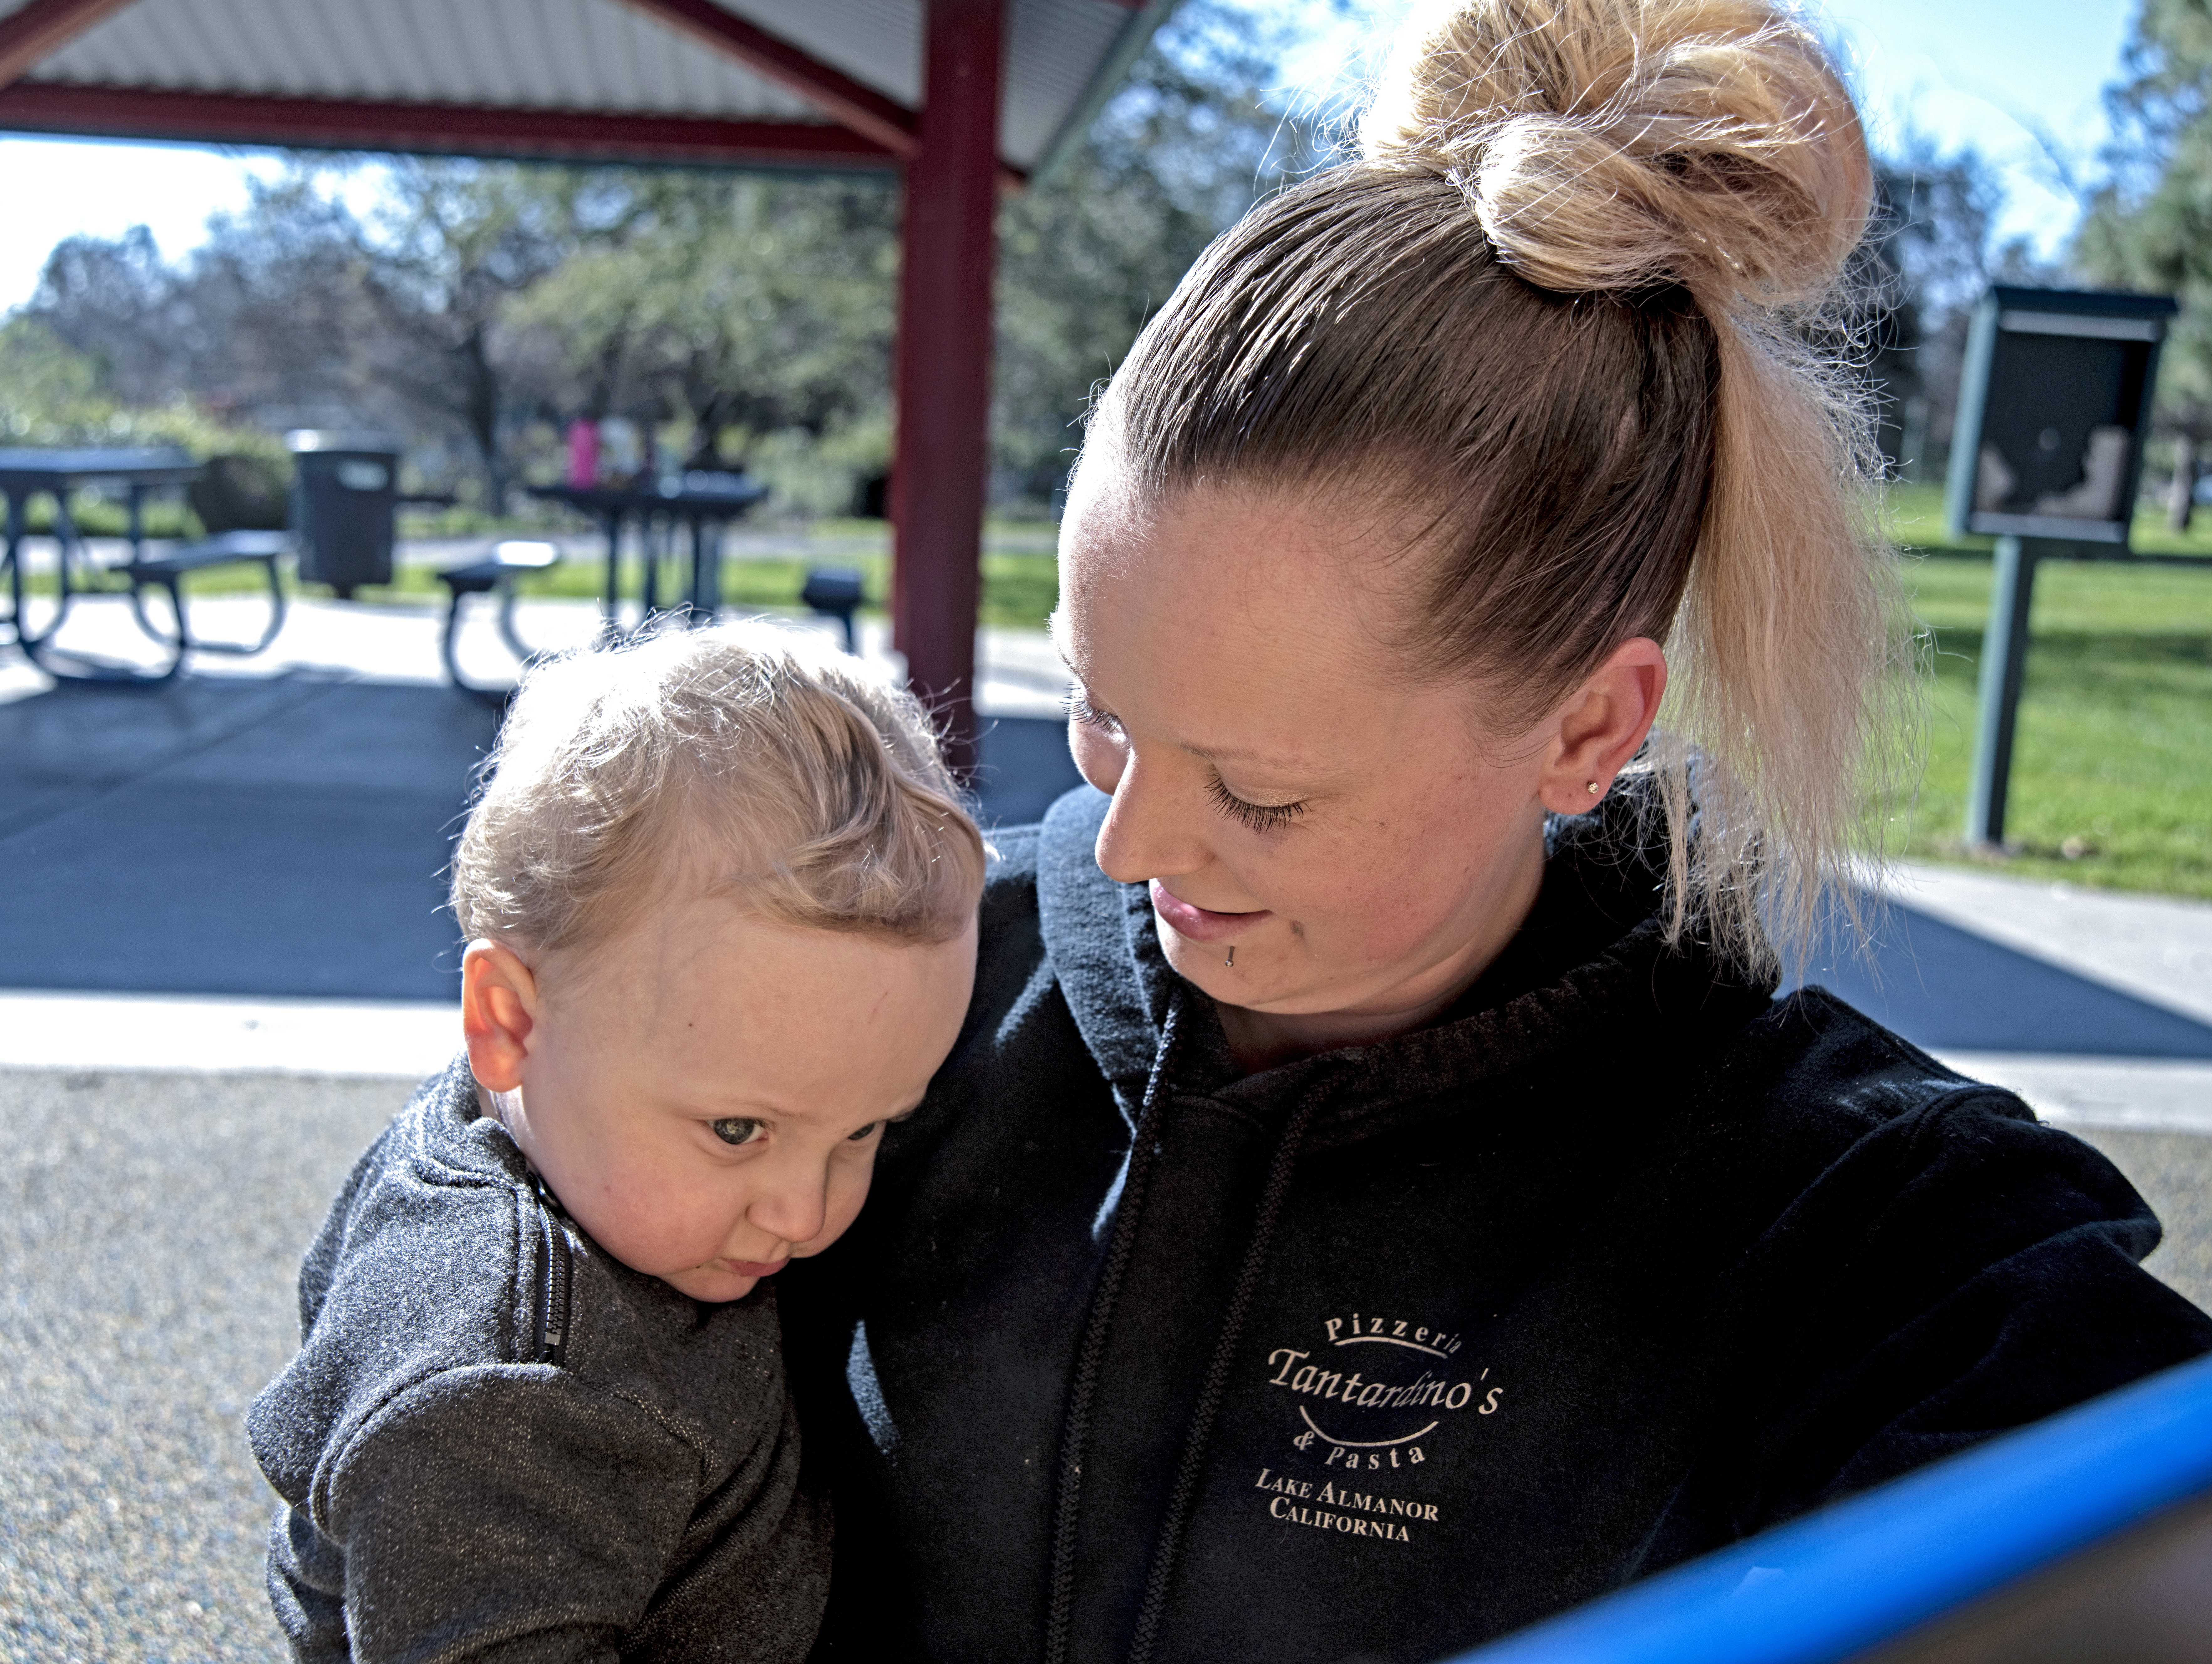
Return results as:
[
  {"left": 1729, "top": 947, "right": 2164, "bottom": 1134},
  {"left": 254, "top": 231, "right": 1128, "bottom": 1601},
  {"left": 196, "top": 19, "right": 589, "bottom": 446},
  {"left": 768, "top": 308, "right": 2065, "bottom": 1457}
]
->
[{"left": 1653, "top": 309, "right": 1906, "bottom": 963}]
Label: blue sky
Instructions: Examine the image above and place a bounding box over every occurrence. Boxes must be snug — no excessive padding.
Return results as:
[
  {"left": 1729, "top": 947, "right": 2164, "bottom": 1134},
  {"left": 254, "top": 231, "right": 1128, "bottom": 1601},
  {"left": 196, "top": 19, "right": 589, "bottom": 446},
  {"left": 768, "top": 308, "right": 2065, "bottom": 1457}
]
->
[
  {"left": 1817, "top": 0, "right": 2136, "bottom": 247},
  {"left": 0, "top": 0, "right": 2145, "bottom": 312}
]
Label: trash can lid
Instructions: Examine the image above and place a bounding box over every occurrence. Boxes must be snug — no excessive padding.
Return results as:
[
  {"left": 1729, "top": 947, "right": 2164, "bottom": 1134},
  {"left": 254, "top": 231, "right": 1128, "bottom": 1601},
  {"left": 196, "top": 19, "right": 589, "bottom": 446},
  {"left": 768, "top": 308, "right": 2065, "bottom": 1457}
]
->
[{"left": 286, "top": 430, "right": 403, "bottom": 456}]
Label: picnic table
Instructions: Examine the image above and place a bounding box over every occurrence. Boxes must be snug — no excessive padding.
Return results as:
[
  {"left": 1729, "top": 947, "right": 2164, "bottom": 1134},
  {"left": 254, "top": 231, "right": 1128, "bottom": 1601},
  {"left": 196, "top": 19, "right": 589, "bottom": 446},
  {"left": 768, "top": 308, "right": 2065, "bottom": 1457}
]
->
[
  {"left": 525, "top": 473, "right": 769, "bottom": 629},
  {"left": 0, "top": 446, "right": 286, "bottom": 685}
]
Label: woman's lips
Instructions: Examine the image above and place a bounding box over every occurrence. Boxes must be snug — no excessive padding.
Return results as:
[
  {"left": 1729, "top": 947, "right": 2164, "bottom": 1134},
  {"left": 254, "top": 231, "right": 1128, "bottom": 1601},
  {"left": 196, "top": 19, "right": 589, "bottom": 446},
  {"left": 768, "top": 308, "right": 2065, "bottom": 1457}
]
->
[{"left": 1149, "top": 879, "right": 1272, "bottom": 945}]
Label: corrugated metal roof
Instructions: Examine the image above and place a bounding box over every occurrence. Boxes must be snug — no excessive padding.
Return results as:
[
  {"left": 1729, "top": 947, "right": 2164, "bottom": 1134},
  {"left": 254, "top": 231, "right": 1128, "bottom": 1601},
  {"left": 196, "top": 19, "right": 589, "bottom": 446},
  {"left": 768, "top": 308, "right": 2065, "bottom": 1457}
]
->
[{"left": 0, "top": 0, "right": 1165, "bottom": 171}]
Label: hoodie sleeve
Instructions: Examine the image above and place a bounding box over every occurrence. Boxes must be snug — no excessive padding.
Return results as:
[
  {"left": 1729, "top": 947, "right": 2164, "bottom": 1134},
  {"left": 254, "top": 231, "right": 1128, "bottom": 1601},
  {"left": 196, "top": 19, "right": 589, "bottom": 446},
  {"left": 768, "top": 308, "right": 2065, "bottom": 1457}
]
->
[
  {"left": 296, "top": 1364, "right": 698, "bottom": 1663},
  {"left": 1645, "top": 1088, "right": 2212, "bottom": 1565}
]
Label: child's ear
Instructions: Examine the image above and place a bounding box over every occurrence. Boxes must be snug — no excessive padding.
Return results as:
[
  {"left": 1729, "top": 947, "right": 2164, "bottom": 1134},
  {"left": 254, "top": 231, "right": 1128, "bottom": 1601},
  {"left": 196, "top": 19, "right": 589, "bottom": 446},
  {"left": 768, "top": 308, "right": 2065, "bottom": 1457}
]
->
[{"left": 462, "top": 940, "right": 539, "bottom": 1093}]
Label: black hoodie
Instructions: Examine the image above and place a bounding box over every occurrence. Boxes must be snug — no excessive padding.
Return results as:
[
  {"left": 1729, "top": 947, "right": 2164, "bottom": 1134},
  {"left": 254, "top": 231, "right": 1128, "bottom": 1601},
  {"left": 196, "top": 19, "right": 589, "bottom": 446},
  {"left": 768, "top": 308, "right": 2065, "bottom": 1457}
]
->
[{"left": 781, "top": 785, "right": 2212, "bottom": 1664}]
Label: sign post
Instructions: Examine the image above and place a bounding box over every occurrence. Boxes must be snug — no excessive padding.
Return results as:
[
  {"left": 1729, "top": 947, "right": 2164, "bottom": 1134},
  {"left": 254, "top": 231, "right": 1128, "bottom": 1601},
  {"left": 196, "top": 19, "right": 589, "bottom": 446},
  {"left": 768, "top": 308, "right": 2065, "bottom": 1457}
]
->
[
  {"left": 1943, "top": 287, "right": 2177, "bottom": 849},
  {"left": 1963, "top": 535, "right": 2037, "bottom": 846}
]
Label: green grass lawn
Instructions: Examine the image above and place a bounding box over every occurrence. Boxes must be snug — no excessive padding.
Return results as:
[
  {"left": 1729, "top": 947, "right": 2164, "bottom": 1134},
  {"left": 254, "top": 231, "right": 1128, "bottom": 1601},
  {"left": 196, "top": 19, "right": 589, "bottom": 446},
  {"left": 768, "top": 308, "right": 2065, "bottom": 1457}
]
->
[
  {"left": 1892, "top": 487, "right": 2212, "bottom": 899},
  {"left": 13, "top": 519, "right": 1063, "bottom": 633},
  {"left": 397, "top": 539, "right": 1060, "bottom": 633},
  {"left": 1887, "top": 477, "right": 2212, "bottom": 560},
  {"left": 443, "top": 546, "right": 1059, "bottom": 632}
]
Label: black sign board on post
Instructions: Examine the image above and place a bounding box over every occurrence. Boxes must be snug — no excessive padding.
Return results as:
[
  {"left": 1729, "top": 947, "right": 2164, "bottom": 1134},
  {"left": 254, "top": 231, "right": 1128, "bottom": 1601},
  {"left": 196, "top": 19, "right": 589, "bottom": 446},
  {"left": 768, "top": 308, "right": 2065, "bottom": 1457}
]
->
[{"left": 1943, "top": 287, "right": 2177, "bottom": 848}]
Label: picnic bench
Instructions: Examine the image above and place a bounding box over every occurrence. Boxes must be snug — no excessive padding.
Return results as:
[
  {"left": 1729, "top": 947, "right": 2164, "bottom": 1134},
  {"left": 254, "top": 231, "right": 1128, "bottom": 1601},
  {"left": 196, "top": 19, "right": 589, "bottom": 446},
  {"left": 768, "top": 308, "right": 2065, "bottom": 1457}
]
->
[
  {"left": 437, "top": 540, "right": 559, "bottom": 702},
  {"left": 119, "top": 531, "right": 290, "bottom": 667},
  {"left": 1, "top": 449, "right": 288, "bottom": 686}
]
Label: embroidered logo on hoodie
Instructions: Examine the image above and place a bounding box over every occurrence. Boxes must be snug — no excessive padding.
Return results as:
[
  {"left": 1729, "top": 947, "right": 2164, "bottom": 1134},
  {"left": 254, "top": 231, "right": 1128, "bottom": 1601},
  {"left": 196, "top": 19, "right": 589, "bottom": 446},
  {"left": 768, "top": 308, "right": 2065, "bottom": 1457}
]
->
[{"left": 1262, "top": 1312, "right": 1505, "bottom": 1472}]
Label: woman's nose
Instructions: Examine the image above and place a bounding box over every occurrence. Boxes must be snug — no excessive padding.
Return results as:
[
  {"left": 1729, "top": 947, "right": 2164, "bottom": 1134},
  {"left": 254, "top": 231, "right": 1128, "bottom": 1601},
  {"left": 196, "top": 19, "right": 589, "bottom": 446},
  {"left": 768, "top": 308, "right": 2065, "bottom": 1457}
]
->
[{"left": 1094, "top": 755, "right": 1206, "bottom": 885}]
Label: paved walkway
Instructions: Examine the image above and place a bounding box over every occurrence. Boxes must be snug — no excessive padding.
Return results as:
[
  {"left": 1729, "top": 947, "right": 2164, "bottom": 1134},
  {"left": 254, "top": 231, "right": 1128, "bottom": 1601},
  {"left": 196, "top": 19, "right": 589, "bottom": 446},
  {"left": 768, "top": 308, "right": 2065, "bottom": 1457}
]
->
[
  {"left": 3, "top": 576, "right": 2207, "bottom": 1659},
  {"left": 1815, "top": 864, "right": 2212, "bottom": 1135}
]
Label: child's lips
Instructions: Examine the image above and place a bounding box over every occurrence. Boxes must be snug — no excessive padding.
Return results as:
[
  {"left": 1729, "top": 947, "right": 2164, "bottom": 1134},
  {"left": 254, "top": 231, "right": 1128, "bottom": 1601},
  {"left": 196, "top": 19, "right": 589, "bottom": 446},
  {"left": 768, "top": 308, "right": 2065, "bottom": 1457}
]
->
[{"left": 723, "top": 1258, "right": 788, "bottom": 1278}]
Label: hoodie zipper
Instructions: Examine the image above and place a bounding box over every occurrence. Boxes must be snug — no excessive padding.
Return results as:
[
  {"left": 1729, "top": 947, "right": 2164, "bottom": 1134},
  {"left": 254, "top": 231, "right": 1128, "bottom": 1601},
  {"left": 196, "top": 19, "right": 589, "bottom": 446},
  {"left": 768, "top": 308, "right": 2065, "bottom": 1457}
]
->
[
  {"left": 1042, "top": 994, "right": 1336, "bottom": 1664},
  {"left": 531, "top": 1175, "right": 573, "bottom": 1369},
  {"left": 1044, "top": 994, "right": 1187, "bottom": 1664},
  {"left": 1122, "top": 1073, "right": 1331, "bottom": 1664}
]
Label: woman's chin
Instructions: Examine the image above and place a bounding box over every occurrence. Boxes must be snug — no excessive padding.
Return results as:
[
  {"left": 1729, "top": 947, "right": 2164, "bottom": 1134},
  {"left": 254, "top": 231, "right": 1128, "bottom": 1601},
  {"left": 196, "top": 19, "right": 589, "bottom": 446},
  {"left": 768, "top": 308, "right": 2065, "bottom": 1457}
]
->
[{"left": 1156, "top": 920, "right": 1289, "bottom": 1009}]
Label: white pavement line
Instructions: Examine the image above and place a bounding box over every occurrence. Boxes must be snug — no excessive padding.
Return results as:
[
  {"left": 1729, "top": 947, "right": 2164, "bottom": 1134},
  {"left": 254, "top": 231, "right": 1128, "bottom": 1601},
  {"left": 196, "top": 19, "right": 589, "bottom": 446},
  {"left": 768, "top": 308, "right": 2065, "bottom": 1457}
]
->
[
  {"left": 1934, "top": 1052, "right": 2212, "bottom": 1135},
  {"left": 1888, "top": 863, "right": 2212, "bottom": 1028},
  {"left": 0, "top": 990, "right": 458, "bottom": 1079}
]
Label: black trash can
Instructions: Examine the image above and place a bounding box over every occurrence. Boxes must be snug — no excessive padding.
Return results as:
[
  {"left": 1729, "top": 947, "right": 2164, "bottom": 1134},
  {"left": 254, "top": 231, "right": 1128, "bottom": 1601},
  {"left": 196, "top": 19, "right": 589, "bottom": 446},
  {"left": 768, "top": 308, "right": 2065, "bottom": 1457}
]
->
[{"left": 287, "top": 430, "right": 400, "bottom": 597}]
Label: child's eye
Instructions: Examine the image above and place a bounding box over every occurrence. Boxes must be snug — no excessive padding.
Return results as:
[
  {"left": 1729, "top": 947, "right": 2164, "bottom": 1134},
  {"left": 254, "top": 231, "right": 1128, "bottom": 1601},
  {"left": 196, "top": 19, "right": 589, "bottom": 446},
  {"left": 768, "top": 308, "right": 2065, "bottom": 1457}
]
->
[
  {"left": 847, "top": 1121, "right": 883, "bottom": 1142},
  {"left": 710, "top": 1118, "right": 765, "bottom": 1146}
]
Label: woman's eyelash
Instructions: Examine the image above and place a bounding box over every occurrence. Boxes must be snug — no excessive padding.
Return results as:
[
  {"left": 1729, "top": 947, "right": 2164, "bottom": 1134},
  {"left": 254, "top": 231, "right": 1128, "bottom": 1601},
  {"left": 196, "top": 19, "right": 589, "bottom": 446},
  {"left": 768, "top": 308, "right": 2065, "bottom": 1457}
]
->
[
  {"left": 1206, "top": 774, "right": 1307, "bottom": 833},
  {"left": 1068, "top": 691, "right": 1301, "bottom": 830}
]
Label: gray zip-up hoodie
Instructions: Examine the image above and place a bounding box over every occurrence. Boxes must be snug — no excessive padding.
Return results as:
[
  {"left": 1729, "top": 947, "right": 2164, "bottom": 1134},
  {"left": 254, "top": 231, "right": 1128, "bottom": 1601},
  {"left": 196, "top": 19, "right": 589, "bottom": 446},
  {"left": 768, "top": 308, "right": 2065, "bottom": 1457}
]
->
[{"left": 248, "top": 1060, "right": 829, "bottom": 1663}]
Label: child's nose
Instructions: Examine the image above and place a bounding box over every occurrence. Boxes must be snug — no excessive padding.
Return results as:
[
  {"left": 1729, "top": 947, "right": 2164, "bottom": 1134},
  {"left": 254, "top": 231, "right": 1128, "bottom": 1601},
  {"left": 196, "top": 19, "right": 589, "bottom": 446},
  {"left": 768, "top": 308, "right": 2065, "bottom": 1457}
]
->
[{"left": 745, "top": 1163, "right": 830, "bottom": 1249}]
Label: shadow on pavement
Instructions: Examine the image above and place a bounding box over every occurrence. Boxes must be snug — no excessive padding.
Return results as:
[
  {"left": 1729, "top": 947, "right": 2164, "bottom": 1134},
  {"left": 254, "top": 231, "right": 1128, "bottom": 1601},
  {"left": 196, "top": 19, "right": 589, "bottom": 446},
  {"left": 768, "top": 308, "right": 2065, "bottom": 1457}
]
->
[
  {"left": 0, "top": 677, "right": 497, "bottom": 1001},
  {"left": 0, "top": 685, "right": 1085, "bottom": 1002},
  {"left": 1795, "top": 900, "right": 2212, "bottom": 1060},
  {"left": 7, "top": 674, "right": 2197, "bottom": 1061}
]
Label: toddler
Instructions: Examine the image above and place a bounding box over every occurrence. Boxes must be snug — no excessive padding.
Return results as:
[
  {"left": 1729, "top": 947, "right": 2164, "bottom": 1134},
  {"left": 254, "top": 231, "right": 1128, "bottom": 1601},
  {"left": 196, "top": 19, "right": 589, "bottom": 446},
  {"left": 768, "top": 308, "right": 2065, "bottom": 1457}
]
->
[{"left": 248, "top": 623, "right": 985, "bottom": 1661}]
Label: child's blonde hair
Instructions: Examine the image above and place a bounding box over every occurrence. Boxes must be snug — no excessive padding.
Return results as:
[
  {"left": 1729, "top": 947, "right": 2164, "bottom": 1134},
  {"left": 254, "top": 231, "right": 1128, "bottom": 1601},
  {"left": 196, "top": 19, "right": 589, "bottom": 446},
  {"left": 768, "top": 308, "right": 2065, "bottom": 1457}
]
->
[{"left": 451, "top": 623, "right": 986, "bottom": 956}]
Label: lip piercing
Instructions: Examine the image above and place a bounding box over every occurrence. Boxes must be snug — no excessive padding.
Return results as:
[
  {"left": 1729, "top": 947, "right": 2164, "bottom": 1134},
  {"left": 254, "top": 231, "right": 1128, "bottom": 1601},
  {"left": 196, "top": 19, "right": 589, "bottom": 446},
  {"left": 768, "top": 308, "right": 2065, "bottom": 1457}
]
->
[{"left": 1225, "top": 947, "right": 1235, "bottom": 968}]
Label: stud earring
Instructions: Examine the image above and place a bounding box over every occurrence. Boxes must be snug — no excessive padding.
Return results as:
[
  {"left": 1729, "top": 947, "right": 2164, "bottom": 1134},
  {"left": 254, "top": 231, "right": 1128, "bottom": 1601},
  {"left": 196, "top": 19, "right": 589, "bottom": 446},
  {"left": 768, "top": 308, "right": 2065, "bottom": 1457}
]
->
[{"left": 1587, "top": 781, "right": 1602, "bottom": 794}]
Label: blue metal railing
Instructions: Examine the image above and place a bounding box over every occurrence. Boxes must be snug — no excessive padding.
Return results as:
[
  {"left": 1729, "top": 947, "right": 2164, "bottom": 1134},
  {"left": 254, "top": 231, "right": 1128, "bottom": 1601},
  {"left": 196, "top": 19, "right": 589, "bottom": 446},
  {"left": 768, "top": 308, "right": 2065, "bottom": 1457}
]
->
[{"left": 1447, "top": 1351, "right": 2212, "bottom": 1664}]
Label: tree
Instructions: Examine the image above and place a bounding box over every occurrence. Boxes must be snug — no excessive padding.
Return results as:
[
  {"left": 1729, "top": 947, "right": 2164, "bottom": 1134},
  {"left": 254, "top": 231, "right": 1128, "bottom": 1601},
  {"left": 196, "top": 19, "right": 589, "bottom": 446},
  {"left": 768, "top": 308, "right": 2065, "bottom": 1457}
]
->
[
  {"left": 1864, "top": 138, "right": 2068, "bottom": 487},
  {"left": 7, "top": 0, "right": 1338, "bottom": 518},
  {"left": 993, "top": 0, "right": 1327, "bottom": 501},
  {"left": 0, "top": 314, "right": 112, "bottom": 441},
  {"left": 29, "top": 225, "right": 204, "bottom": 407},
  {"left": 505, "top": 173, "right": 900, "bottom": 469},
  {"left": 34, "top": 161, "right": 635, "bottom": 509},
  {"left": 2077, "top": 0, "right": 2212, "bottom": 527},
  {"left": 317, "top": 160, "right": 629, "bottom": 508}
]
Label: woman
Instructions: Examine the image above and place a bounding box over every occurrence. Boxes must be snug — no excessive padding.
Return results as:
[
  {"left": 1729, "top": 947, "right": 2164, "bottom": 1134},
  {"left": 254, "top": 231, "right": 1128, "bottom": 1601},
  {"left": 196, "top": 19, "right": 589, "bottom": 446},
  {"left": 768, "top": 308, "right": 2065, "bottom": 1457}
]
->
[{"left": 783, "top": 3, "right": 2212, "bottom": 1660}]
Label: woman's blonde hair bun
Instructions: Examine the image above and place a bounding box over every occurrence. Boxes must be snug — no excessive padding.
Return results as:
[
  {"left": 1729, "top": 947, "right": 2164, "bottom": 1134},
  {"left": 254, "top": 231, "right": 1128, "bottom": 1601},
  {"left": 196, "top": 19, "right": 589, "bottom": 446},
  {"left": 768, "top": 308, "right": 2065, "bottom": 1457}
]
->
[{"left": 1362, "top": 0, "right": 1871, "bottom": 307}]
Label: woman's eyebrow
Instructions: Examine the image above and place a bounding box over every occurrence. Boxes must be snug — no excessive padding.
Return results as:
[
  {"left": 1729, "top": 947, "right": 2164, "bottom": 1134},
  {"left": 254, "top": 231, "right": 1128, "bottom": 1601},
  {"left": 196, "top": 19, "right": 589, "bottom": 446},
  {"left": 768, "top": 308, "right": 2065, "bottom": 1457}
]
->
[
  {"left": 1053, "top": 632, "right": 1310, "bottom": 771},
  {"left": 1067, "top": 679, "right": 1311, "bottom": 772},
  {"left": 1185, "top": 739, "right": 1312, "bottom": 771}
]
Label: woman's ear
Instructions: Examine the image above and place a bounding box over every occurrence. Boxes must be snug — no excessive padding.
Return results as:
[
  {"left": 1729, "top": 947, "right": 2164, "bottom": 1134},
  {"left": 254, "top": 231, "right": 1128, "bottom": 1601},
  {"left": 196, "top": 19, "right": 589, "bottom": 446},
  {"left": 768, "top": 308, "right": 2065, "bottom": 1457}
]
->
[
  {"left": 461, "top": 939, "right": 539, "bottom": 1093},
  {"left": 1539, "top": 638, "right": 1668, "bottom": 815}
]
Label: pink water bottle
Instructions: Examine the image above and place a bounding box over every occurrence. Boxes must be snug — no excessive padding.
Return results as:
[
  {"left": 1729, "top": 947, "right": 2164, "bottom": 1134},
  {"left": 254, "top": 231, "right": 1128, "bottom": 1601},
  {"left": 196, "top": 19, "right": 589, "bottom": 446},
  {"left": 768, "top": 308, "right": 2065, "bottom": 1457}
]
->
[{"left": 567, "top": 419, "right": 599, "bottom": 489}]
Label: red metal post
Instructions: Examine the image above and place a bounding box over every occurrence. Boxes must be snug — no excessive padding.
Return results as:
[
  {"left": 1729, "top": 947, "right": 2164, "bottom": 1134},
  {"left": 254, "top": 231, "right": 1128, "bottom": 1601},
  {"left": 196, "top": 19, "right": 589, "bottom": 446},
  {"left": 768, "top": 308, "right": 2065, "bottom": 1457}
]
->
[{"left": 891, "top": 0, "right": 1004, "bottom": 776}]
